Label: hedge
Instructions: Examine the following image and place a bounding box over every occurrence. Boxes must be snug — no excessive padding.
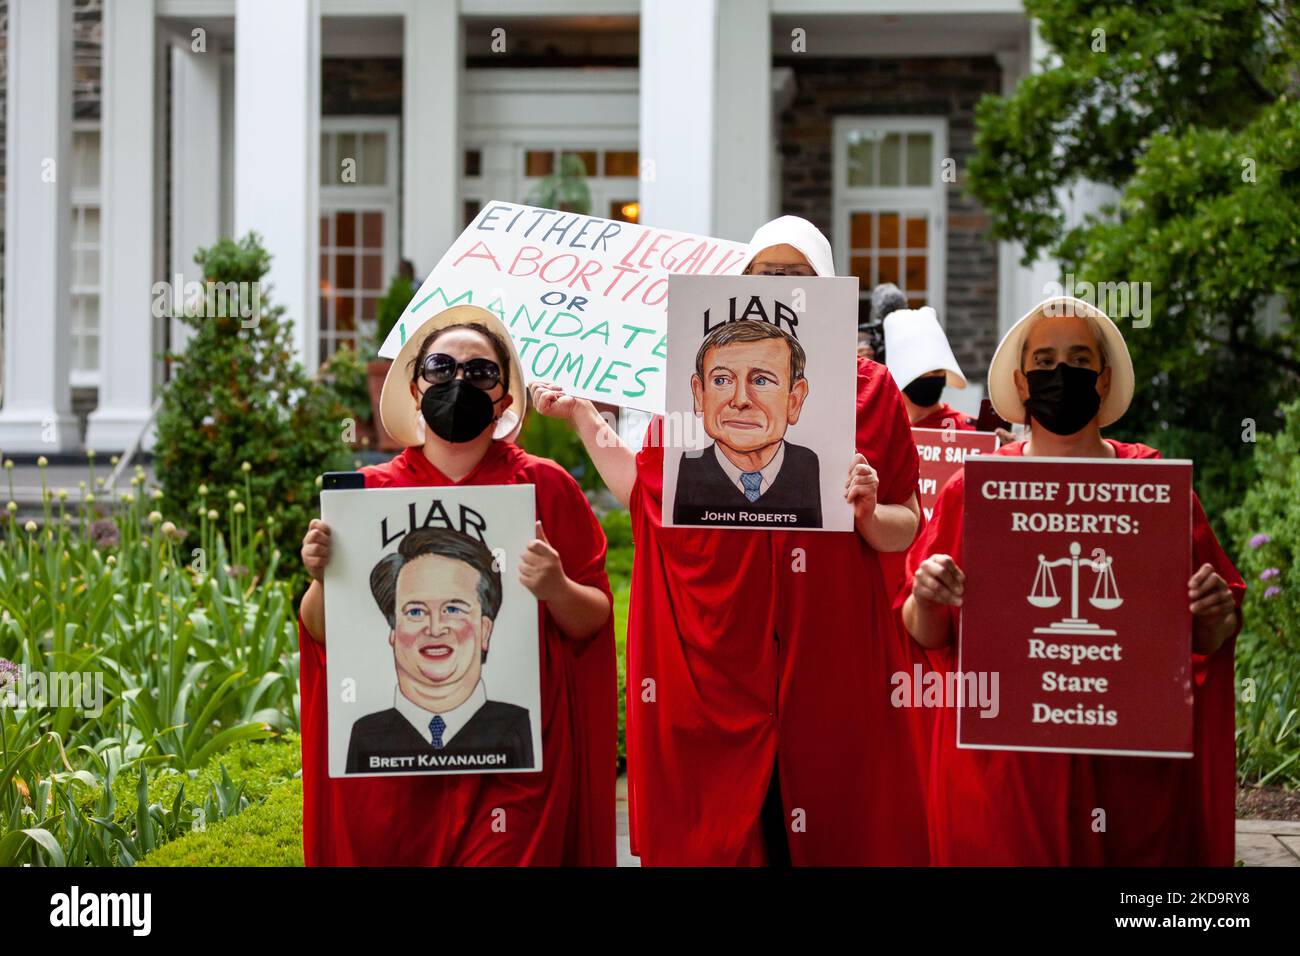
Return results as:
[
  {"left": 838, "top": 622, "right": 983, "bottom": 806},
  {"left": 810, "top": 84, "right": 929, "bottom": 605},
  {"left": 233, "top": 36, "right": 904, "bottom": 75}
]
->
[
  {"left": 71, "top": 734, "right": 303, "bottom": 826},
  {"left": 140, "top": 778, "right": 305, "bottom": 867}
]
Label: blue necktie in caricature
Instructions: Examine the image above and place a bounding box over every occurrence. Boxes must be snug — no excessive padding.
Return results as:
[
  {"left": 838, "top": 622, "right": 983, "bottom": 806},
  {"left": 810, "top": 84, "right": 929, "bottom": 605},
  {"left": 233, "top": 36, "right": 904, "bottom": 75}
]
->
[
  {"left": 740, "top": 472, "right": 763, "bottom": 503},
  {"left": 429, "top": 715, "right": 447, "bottom": 749}
]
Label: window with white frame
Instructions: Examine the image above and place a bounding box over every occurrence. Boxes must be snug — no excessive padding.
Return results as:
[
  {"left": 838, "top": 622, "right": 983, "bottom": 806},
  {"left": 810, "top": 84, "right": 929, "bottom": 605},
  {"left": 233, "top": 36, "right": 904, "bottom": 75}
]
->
[
  {"left": 319, "top": 117, "right": 400, "bottom": 360},
  {"left": 70, "top": 124, "right": 102, "bottom": 384},
  {"left": 832, "top": 117, "right": 947, "bottom": 327},
  {"left": 460, "top": 145, "right": 641, "bottom": 231}
]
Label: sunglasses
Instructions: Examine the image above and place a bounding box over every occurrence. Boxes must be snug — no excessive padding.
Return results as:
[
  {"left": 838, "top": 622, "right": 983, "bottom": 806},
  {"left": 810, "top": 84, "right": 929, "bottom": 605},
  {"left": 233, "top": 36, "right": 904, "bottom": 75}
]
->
[{"left": 418, "top": 353, "right": 503, "bottom": 390}]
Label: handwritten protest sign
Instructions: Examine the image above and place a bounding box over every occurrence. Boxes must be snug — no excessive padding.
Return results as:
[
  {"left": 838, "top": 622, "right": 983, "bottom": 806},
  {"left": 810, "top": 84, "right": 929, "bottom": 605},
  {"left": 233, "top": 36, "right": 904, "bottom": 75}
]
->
[
  {"left": 911, "top": 428, "right": 999, "bottom": 520},
  {"left": 321, "top": 484, "right": 542, "bottom": 778},
  {"left": 377, "top": 201, "right": 752, "bottom": 413},
  {"left": 958, "top": 456, "right": 1194, "bottom": 757}
]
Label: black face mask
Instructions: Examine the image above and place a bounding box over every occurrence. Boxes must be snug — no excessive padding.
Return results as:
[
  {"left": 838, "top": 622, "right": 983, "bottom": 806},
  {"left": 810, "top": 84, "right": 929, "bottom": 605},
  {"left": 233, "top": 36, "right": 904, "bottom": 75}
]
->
[
  {"left": 420, "top": 380, "right": 497, "bottom": 443},
  {"left": 1023, "top": 364, "right": 1102, "bottom": 436},
  {"left": 903, "top": 375, "right": 946, "bottom": 408}
]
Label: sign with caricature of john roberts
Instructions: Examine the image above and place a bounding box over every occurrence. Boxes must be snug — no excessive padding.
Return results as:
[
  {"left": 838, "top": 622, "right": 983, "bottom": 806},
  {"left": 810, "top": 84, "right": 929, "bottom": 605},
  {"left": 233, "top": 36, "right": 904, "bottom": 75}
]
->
[
  {"left": 321, "top": 484, "right": 542, "bottom": 778},
  {"left": 662, "top": 274, "right": 859, "bottom": 532}
]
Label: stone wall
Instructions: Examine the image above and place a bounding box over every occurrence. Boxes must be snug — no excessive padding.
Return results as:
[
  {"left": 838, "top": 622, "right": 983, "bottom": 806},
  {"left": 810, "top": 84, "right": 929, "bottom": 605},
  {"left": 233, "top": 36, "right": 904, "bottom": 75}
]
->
[{"left": 774, "top": 54, "right": 1003, "bottom": 381}]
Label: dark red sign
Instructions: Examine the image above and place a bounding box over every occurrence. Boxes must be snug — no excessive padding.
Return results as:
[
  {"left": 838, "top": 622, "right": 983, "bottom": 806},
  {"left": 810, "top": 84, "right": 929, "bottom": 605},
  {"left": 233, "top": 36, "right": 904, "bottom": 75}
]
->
[
  {"left": 958, "top": 456, "right": 1194, "bottom": 757},
  {"left": 912, "top": 427, "right": 999, "bottom": 520}
]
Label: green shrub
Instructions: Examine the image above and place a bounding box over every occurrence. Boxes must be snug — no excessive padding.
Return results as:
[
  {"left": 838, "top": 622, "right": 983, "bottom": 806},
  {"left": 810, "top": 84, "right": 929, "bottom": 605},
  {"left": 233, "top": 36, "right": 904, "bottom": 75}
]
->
[
  {"left": 140, "top": 777, "right": 305, "bottom": 867},
  {"left": 374, "top": 273, "right": 416, "bottom": 356},
  {"left": 0, "top": 472, "right": 301, "bottom": 867},
  {"left": 601, "top": 510, "right": 633, "bottom": 587},
  {"left": 524, "top": 152, "right": 592, "bottom": 215},
  {"left": 1226, "top": 397, "right": 1300, "bottom": 787},
  {"left": 518, "top": 414, "right": 602, "bottom": 492},
  {"left": 96, "top": 734, "right": 301, "bottom": 822},
  {"left": 155, "top": 233, "right": 353, "bottom": 588},
  {"left": 321, "top": 343, "right": 372, "bottom": 427},
  {"left": 613, "top": 582, "right": 628, "bottom": 768}
]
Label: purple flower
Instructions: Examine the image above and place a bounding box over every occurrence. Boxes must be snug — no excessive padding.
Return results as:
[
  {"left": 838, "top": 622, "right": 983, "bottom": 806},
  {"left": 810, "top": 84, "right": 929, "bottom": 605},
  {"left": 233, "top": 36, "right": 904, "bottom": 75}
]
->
[
  {"left": 1260, "top": 568, "right": 1281, "bottom": 581},
  {"left": 1264, "top": 586, "right": 1282, "bottom": 599},
  {"left": 0, "top": 658, "right": 20, "bottom": 693},
  {"left": 90, "top": 518, "right": 120, "bottom": 551},
  {"left": 1249, "top": 533, "right": 1271, "bottom": 549}
]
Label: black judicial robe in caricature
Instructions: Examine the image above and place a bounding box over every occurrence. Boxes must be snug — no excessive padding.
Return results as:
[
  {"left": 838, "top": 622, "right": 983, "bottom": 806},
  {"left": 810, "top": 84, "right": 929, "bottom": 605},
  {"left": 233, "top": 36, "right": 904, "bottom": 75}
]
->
[
  {"left": 672, "top": 441, "right": 822, "bottom": 528},
  {"left": 346, "top": 701, "right": 534, "bottom": 773}
]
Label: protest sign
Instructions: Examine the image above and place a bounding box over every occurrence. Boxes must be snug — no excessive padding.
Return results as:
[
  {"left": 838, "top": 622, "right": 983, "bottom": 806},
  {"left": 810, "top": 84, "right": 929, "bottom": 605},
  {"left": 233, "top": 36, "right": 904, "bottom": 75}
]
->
[
  {"left": 958, "top": 456, "right": 1194, "bottom": 757},
  {"left": 912, "top": 427, "right": 999, "bottom": 520},
  {"left": 377, "top": 200, "right": 751, "bottom": 413},
  {"left": 662, "top": 274, "right": 859, "bottom": 531},
  {"left": 321, "top": 484, "right": 542, "bottom": 778}
]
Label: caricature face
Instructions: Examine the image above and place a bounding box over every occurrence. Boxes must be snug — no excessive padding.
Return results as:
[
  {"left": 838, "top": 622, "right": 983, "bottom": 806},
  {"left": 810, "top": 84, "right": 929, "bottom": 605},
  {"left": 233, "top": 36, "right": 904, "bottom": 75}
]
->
[
  {"left": 389, "top": 554, "right": 493, "bottom": 696},
  {"left": 691, "top": 337, "right": 808, "bottom": 456}
]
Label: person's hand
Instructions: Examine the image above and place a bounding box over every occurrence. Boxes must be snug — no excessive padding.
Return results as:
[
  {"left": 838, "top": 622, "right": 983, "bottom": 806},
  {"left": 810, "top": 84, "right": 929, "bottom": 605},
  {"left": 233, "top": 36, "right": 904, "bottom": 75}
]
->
[
  {"left": 845, "top": 453, "right": 879, "bottom": 521},
  {"left": 994, "top": 427, "right": 1017, "bottom": 445},
  {"left": 301, "top": 519, "right": 331, "bottom": 582},
  {"left": 913, "top": 553, "right": 965, "bottom": 608},
  {"left": 519, "top": 521, "right": 566, "bottom": 602},
  {"left": 1189, "top": 563, "right": 1235, "bottom": 628},
  {"left": 529, "top": 381, "right": 585, "bottom": 422}
]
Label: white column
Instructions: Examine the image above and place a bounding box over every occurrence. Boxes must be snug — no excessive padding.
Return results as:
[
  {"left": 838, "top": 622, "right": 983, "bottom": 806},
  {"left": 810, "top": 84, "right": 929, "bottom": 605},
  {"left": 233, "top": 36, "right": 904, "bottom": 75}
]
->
[
  {"left": 994, "top": 43, "right": 1032, "bottom": 339},
  {"left": 639, "top": 0, "right": 718, "bottom": 235},
  {"left": 713, "top": 0, "right": 771, "bottom": 241},
  {"left": 997, "top": 20, "right": 1115, "bottom": 335},
  {"left": 0, "top": 0, "right": 77, "bottom": 452},
  {"left": 234, "top": 0, "right": 320, "bottom": 370},
  {"left": 86, "top": 0, "right": 158, "bottom": 453},
  {"left": 640, "top": 0, "right": 769, "bottom": 239},
  {"left": 403, "top": 0, "right": 461, "bottom": 275},
  {"left": 168, "top": 41, "right": 223, "bottom": 356}
]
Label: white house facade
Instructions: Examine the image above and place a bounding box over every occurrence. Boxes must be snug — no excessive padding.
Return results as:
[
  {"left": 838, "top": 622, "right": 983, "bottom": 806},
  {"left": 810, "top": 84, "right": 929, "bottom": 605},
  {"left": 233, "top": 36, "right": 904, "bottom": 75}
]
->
[{"left": 0, "top": 0, "right": 1086, "bottom": 454}]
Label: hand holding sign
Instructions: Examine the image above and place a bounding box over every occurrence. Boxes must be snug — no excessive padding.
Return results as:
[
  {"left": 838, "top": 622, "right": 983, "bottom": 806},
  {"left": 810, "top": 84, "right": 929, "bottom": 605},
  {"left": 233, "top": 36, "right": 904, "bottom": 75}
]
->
[
  {"left": 1189, "top": 562, "right": 1237, "bottom": 652},
  {"left": 529, "top": 380, "right": 582, "bottom": 423},
  {"left": 913, "top": 554, "right": 966, "bottom": 608},
  {"left": 302, "top": 518, "right": 332, "bottom": 582},
  {"left": 519, "top": 520, "right": 565, "bottom": 603},
  {"left": 844, "top": 453, "right": 880, "bottom": 519}
]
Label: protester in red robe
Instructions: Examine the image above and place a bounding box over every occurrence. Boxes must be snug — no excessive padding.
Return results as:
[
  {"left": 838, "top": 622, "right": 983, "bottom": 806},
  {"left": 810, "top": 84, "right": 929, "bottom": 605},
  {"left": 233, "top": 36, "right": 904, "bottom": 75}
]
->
[
  {"left": 884, "top": 305, "right": 978, "bottom": 432},
  {"left": 874, "top": 304, "right": 980, "bottom": 807},
  {"left": 900, "top": 297, "right": 1244, "bottom": 865},
  {"left": 532, "top": 216, "right": 928, "bottom": 865},
  {"left": 296, "top": 305, "right": 616, "bottom": 866}
]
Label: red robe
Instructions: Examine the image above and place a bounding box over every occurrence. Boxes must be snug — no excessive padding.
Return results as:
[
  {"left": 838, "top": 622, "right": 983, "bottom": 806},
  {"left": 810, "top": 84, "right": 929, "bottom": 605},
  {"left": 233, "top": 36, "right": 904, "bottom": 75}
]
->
[
  {"left": 298, "top": 441, "right": 617, "bottom": 866},
  {"left": 901, "top": 439, "right": 1244, "bottom": 865},
  {"left": 627, "top": 357, "right": 928, "bottom": 865},
  {"left": 910, "top": 402, "right": 978, "bottom": 432},
  {"left": 871, "top": 404, "right": 982, "bottom": 826},
  {"left": 879, "top": 403, "right": 980, "bottom": 599}
]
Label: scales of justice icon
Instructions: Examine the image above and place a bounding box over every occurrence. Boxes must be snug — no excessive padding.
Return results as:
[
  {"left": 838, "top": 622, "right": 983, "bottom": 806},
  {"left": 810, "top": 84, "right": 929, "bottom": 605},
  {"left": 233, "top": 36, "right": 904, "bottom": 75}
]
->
[{"left": 1027, "top": 542, "right": 1123, "bottom": 636}]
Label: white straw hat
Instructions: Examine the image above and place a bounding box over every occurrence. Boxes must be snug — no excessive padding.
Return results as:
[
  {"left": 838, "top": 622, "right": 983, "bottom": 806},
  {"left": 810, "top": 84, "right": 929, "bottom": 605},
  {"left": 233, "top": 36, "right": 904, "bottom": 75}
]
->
[
  {"left": 741, "top": 215, "right": 836, "bottom": 278},
  {"left": 987, "top": 296, "right": 1134, "bottom": 427},
  {"left": 378, "top": 304, "right": 526, "bottom": 447},
  {"left": 883, "top": 306, "right": 967, "bottom": 391}
]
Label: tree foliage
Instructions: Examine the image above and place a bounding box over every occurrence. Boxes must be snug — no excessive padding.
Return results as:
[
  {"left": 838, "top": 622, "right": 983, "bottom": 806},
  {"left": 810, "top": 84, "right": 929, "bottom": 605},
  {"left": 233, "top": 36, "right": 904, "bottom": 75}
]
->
[
  {"left": 155, "top": 234, "right": 352, "bottom": 578},
  {"left": 968, "top": 0, "right": 1300, "bottom": 528}
]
